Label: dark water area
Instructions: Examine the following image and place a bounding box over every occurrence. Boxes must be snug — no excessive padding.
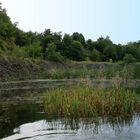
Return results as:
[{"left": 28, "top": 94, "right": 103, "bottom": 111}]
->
[
  {"left": 0, "top": 85, "right": 140, "bottom": 140},
  {"left": 1, "top": 101, "right": 140, "bottom": 140},
  {"left": 0, "top": 103, "right": 44, "bottom": 139}
]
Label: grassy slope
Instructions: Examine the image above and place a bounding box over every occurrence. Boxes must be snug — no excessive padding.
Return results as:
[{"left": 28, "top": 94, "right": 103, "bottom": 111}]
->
[{"left": 0, "top": 56, "right": 140, "bottom": 82}]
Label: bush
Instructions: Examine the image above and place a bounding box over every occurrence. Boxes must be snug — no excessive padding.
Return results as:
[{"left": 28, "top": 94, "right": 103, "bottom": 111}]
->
[
  {"left": 90, "top": 49, "right": 100, "bottom": 61},
  {"left": 46, "top": 43, "right": 63, "bottom": 62},
  {"left": 23, "top": 43, "right": 43, "bottom": 59},
  {"left": 64, "top": 41, "right": 85, "bottom": 61},
  {"left": 123, "top": 54, "right": 137, "bottom": 64},
  {"left": 0, "top": 46, "right": 28, "bottom": 58}
]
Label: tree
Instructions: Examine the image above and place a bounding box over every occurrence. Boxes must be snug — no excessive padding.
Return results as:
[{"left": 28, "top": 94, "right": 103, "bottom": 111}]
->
[
  {"left": 62, "top": 34, "right": 73, "bottom": 46},
  {"left": 96, "top": 36, "right": 113, "bottom": 53},
  {"left": 72, "top": 32, "right": 85, "bottom": 46},
  {"left": 0, "top": 6, "right": 14, "bottom": 40},
  {"left": 126, "top": 41, "right": 140, "bottom": 62},
  {"left": 53, "top": 32, "right": 62, "bottom": 44},
  {"left": 23, "top": 43, "right": 42, "bottom": 58},
  {"left": 67, "top": 41, "right": 85, "bottom": 61},
  {"left": 0, "top": 3, "right": 15, "bottom": 49},
  {"left": 61, "top": 34, "right": 73, "bottom": 57},
  {"left": 14, "top": 29, "right": 28, "bottom": 46},
  {"left": 90, "top": 49, "right": 100, "bottom": 61},
  {"left": 46, "top": 43, "right": 63, "bottom": 62},
  {"left": 103, "top": 45, "right": 117, "bottom": 62},
  {"left": 123, "top": 54, "right": 137, "bottom": 64},
  {"left": 124, "top": 45, "right": 137, "bottom": 56},
  {"left": 0, "top": 2, "right": 140, "bottom": 63},
  {"left": 41, "top": 29, "right": 53, "bottom": 57},
  {"left": 0, "top": 2, "right": 2, "bottom": 11},
  {"left": 115, "top": 44, "right": 123, "bottom": 61},
  {"left": 85, "top": 39, "right": 94, "bottom": 50},
  {"left": 136, "top": 47, "right": 140, "bottom": 61},
  {"left": 53, "top": 32, "right": 62, "bottom": 52}
]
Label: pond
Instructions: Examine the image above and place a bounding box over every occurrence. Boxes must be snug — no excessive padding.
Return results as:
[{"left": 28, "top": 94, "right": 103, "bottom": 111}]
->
[
  {"left": 0, "top": 80, "right": 140, "bottom": 140},
  {"left": 0, "top": 101, "right": 140, "bottom": 140},
  {"left": 2, "top": 116, "right": 140, "bottom": 140}
]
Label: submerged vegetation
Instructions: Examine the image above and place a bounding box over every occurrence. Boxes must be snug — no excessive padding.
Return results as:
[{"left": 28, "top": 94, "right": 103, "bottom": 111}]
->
[{"left": 43, "top": 85, "right": 139, "bottom": 118}]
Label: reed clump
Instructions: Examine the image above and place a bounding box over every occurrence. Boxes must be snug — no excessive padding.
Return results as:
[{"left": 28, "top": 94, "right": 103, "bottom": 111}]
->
[{"left": 43, "top": 85, "right": 139, "bottom": 118}]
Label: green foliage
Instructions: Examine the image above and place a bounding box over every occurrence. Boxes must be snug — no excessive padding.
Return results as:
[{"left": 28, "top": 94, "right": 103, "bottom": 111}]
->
[
  {"left": 46, "top": 43, "right": 63, "bottom": 62},
  {"left": 96, "top": 36, "right": 113, "bottom": 53},
  {"left": 72, "top": 32, "right": 85, "bottom": 46},
  {"left": 0, "top": 3, "right": 140, "bottom": 63},
  {"left": 62, "top": 34, "right": 73, "bottom": 47},
  {"left": 85, "top": 39, "right": 95, "bottom": 50},
  {"left": 103, "top": 45, "right": 117, "bottom": 62},
  {"left": 115, "top": 44, "right": 124, "bottom": 61},
  {"left": 43, "top": 85, "right": 139, "bottom": 118},
  {"left": 0, "top": 46, "right": 28, "bottom": 58},
  {"left": 23, "top": 43, "right": 42, "bottom": 59},
  {"left": 60, "top": 34, "right": 73, "bottom": 57},
  {"left": 41, "top": 29, "right": 53, "bottom": 50},
  {"left": 66, "top": 41, "right": 85, "bottom": 61},
  {"left": 0, "top": 38, "right": 10, "bottom": 50},
  {"left": 90, "top": 49, "right": 100, "bottom": 61},
  {"left": 0, "top": 5, "right": 15, "bottom": 50},
  {"left": 123, "top": 54, "right": 137, "bottom": 64},
  {"left": 11, "top": 46, "right": 28, "bottom": 58},
  {"left": 0, "top": 8, "right": 14, "bottom": 41},
  {"left": 14, "top": 30, "right": 39, "bottom": 46}
]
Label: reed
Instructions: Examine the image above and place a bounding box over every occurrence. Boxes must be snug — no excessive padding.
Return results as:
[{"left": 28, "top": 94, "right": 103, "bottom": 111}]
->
[{"left": 43, "top": 85, "right": 139, "bottom": 118}]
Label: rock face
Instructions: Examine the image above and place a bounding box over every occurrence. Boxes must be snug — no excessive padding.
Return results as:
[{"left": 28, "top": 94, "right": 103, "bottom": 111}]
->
[
  {"left": 0, "top": 57, "right": 36, "bottom": 81},
  {"left": 0, "top": 57, "right": 113, "bottom": 82},
  {"left": 0, "top": 57, "right": 66, "bottom": 81}
]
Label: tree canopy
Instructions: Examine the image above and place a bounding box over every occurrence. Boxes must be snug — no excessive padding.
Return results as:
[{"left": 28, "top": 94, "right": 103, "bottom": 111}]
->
[{"left": 0, "top": 3, "right": 140, "bottom": 63}]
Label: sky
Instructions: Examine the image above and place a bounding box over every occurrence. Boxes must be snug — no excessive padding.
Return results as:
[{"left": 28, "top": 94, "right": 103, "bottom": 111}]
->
[{"left": 1, "top": 0, "right": 140, "bottom": 44}]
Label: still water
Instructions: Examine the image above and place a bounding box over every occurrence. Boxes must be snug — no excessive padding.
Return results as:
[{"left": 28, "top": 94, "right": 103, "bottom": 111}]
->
[
  {"left": 1, "top": 101, "right": 140, "bottom": 140},
  {"left": 0, "top": 83, "right": 140, "bottom": 140},
  {"left": 2, "top": 116, "right": 140, "bottom": 140}
]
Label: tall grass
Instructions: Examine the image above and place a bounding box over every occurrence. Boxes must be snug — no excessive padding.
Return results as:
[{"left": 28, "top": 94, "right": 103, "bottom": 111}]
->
[
  {"left": 43, "top": 85, "right": 139, "bottom": 118},
  {"left": 1, "top": 58, "right": 139, "bottom": 82},
  {"left": 40, "top": 64, "right": 137, "bottom": 80}
]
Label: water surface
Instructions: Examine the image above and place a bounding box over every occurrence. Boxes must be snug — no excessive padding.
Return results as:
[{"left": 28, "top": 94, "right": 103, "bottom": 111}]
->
[
  {"left": 0, "top": 80, "right": 139, "bottom": 140},
  {"left": 2, "top": 116, "right": 140, "bottom": 140}
]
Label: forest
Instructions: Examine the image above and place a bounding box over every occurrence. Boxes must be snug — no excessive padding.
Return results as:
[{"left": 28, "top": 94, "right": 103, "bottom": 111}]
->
[{"left": 0, "top": 3, "right": 140, "bottom": 64}]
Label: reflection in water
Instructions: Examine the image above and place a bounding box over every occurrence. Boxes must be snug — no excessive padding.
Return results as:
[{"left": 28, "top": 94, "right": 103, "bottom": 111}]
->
[
  {"left": 1, "top": 101, "right": 140, "bottom": 140},
  {"left": 0, "top": 103, "right": 44, "bottom": 139},
  {"left": 0, "top": 87, "right": 140, "bottom": 140},
  {"left": 2, "top": 116, "right": 140, "bottom": 140}
]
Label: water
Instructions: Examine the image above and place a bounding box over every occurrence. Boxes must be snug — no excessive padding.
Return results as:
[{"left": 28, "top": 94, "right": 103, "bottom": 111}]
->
[
  {"left": 0, "top": 79, "right": 140, "bottom": 91},
  {"left": 0, "top": 81, "right": 140, "bottom": 140},
  {"left": 1, "top": 109, "right": 140, "bottom": 140}
]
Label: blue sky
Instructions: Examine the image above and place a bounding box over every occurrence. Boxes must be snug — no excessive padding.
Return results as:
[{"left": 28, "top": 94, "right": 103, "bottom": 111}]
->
[{"left": 1, "top": 0, "right": 140, "bottom": 44}]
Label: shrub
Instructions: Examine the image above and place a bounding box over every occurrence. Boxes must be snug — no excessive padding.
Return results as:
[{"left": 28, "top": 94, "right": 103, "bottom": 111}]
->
[
  {"left": 23, "top": 43, "right": 43, "bottom": 59},
  {"left": 123, "top": 54, "right": 137, "bottom": 64},
  {"left": 46, "top": 43, "right": 63, "bottom": 62},
  {"left": 90, "top": 49, "right": 100, "bottom": 61}
]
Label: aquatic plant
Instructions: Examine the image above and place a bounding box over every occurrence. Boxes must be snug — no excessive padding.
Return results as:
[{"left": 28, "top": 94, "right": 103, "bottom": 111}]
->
[{"left": 43, "top": 85, "right": 139, "bottom": 118}]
